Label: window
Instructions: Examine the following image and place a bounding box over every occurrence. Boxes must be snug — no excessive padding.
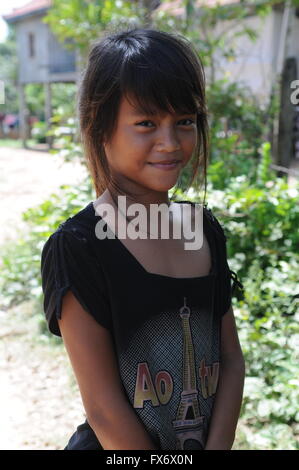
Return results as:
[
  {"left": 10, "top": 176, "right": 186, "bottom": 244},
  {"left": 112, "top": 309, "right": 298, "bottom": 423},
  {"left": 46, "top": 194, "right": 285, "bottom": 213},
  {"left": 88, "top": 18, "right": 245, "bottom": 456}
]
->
[{"left": 28, "top": 32, "right": 35, "bottom": 58}]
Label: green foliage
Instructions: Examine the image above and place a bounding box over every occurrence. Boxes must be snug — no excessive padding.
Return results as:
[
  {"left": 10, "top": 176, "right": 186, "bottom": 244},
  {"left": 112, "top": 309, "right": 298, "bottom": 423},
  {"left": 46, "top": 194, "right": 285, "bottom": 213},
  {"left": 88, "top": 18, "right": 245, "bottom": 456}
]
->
[
  {"left": 25, "top": 84, "right": 44, "bottom": 119},
  {"left": 43, "top": 0, "right": 145, "bottom": 55},
  {"left": 31, "top": 121, "right": 48, "bottom": 143},
  {"left": 47, "top": 103, "right": 84, "bottom": 164},
  {"left": 0, "top": 27, "right": 18, "bottom": 113},
  {"left": 208, "top": 79, "right": 271, "bottom": 149},
  {"left": 202, "top": 176, "right": 299, "bottom": 449},
  {"left": 256, "top": 142, "right": 275, "bottom": 186},
  {"left": 235, "top": 292, "right": 299, "bottom": 449},
  {"left": 152, "top": 0, "right": 295, "bottom": 76},
  {"left": 51, "top": 83, "right": 77, "bottom": 116},
  {"left": 0, "top": 139, "right": 23, "bottom": 147},
  {"left": 205, "top": 79, "right": 279, "bottom": 192},
  {"left": 25, "top": 83, "right": 77, "bottom": 122},
  {"left": 226, "top": 179, "right": 299, "bottom": 284}
]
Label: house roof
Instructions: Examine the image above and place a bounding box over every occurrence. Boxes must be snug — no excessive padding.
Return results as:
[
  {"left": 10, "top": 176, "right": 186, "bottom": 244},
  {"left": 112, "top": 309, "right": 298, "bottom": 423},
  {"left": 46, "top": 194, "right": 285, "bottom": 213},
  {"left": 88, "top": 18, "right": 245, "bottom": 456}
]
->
[{"left": 3, "top": 0, "right": 51, "bottom": 23}]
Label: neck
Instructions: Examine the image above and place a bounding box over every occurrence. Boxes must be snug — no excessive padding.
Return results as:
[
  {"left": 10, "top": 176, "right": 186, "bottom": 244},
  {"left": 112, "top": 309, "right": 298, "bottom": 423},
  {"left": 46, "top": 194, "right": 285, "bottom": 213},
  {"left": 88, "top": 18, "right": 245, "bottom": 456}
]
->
[
  {"left": 106, "top": 186, "right": 170, "bottom": 210},
  {"left": 94, "top": 188, "right": 178, "bottom": 239}
]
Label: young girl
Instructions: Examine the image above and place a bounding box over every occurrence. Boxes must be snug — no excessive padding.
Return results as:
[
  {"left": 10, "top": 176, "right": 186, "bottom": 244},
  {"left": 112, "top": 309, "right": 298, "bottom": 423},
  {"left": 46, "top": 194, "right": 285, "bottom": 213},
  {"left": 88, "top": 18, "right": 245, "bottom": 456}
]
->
[{"left": 41, "top": 27, "right": 245, "bottom": 451}]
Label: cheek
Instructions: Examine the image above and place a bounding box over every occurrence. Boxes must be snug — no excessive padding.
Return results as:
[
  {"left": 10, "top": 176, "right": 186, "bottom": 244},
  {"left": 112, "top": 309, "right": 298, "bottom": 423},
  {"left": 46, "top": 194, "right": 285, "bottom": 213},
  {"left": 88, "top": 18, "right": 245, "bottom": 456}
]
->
[
  {"left": 186, "top": 129, "right": 197, "bottom": 145},
  {"left": 180, "top": 131, "right": 197, "bottom": 154},
  {"left": 118, "top": 128, "right": 153, "bottom": 155},
  {"left": 105, "top": 131, "right": 149, "bottom": 168},
  {"left": 127, "top": 131, "right": 153, "bottom": 149}
]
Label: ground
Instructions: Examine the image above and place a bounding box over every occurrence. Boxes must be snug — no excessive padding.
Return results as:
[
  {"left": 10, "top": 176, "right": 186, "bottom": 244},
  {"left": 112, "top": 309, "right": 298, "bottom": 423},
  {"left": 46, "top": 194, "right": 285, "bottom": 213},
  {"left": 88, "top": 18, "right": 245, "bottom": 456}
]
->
[{"left": 0, "top": 146, "right": 88, "bottom": 450}]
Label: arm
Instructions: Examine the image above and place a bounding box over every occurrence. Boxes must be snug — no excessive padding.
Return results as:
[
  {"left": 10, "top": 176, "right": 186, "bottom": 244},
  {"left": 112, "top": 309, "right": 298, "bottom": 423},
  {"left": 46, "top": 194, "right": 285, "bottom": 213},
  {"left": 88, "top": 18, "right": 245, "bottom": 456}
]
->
[
  {"left": 58, "top": 290, "right": 158, "bottom": 450},
  {"left": 205, "top": 305, "right": 246, "bottom": 450}
]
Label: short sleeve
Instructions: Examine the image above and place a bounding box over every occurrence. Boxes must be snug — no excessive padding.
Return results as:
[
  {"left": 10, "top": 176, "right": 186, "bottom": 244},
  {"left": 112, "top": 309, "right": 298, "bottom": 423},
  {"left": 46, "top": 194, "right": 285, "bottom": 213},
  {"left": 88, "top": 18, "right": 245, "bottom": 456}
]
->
[
  {"left": 204, "top": 207, "right": 244, "bottom": 317},
  {"left": 40, "top": 226, "right": 112, "bottom": 337}
]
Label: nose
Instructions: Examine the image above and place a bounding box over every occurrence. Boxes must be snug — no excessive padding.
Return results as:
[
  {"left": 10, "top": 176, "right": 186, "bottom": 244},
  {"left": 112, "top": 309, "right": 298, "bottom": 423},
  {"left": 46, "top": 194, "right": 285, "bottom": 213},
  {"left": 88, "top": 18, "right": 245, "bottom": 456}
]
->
[{"left": 156, "top": 127, "right": 181, "bottom": 152}]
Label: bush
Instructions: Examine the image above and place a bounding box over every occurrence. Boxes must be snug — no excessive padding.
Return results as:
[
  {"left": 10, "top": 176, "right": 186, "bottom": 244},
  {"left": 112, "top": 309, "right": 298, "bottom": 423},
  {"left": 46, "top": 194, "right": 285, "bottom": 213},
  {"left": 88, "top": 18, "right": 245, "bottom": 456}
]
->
[{"left": 31, "top": 121, "right": 48, "bottom": 143}]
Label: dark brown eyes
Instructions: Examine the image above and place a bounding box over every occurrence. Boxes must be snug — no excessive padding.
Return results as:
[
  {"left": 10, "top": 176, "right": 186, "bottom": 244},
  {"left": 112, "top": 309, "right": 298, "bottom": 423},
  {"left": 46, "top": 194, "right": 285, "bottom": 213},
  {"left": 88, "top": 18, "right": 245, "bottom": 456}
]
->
[{"left": 136, "top": 119, "right": 195, "bottom": 128}]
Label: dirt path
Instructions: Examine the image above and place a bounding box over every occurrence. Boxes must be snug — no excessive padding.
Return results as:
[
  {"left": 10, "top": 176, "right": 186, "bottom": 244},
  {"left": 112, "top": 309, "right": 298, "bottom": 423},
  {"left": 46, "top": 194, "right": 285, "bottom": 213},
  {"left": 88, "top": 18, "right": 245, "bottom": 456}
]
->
[
  {"left": 0, "top": 147, "right": 89, "bottom": 450},
  {"left": 0, "top": 147, "right": 87, "bottom": 245},
  {"left": 0, "top": 302, "right": 86, "bottom": 450}
]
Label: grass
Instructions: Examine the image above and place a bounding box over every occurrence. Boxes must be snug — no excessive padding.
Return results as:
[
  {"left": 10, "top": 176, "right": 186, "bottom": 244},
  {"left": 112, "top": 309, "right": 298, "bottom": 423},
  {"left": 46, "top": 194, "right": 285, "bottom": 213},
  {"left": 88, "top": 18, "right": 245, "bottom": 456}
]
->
[
  {"left": 0, "top": 139, "right": 55, "bottom": 152},
  {"left": 0, "top": 138, "right": 22, "bottom": 147},
  {"left": 0, "top": 138, "right": 39, "bottom": 148}
]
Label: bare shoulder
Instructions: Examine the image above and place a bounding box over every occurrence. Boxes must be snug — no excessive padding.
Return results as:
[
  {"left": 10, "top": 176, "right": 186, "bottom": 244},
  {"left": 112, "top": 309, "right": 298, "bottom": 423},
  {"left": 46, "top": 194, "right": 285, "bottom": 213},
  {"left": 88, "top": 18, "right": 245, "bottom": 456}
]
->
[
  {"left": 58, "top": 290, "right": 126, "bottom": 421},
  {"left": 221, "top": 306, "right": 245, "bottom": 364}
]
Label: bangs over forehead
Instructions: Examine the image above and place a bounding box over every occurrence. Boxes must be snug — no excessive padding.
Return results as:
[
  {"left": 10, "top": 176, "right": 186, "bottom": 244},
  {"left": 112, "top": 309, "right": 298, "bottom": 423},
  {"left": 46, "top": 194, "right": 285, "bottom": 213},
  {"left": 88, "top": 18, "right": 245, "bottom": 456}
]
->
[{"left": 118, "top": 34, "right": 204, "bottom": 117}]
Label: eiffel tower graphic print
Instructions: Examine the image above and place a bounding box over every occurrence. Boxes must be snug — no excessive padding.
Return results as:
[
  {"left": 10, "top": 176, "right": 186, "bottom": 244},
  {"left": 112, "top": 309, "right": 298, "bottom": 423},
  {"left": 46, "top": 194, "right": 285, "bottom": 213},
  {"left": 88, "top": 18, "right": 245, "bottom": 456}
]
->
[{"left": 172, "top": 297, "right": 205, "bottom": 450}]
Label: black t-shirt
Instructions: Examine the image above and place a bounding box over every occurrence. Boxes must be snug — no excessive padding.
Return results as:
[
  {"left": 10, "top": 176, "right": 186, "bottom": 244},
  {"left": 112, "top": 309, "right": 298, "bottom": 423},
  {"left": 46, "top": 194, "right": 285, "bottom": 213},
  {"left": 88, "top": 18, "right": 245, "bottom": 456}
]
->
[{"left": 40, "top": 200, "right": 244, "bottom": 450}]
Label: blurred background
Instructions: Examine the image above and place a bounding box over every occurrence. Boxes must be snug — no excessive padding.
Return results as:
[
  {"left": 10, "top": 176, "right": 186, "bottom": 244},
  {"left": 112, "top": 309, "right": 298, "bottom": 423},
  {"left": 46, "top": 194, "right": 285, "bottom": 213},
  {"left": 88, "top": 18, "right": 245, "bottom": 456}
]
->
[{"left": 0, "top": 0, "right": 298, "bottom": 450}]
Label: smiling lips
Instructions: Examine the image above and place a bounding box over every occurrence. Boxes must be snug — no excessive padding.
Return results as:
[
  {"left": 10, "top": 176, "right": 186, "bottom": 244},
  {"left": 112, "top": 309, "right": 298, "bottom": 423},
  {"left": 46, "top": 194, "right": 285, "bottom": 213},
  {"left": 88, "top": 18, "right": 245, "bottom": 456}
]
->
[{"left": 147, "top": 160, "right": 181, "bottom": 170}]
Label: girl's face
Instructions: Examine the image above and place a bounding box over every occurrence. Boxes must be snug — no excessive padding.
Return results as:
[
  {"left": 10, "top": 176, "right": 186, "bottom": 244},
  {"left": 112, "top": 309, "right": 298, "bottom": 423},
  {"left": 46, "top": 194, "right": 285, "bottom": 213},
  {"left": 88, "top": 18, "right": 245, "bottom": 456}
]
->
[{"left": 103, "top": 94, "right": 197, "bottom": 203}]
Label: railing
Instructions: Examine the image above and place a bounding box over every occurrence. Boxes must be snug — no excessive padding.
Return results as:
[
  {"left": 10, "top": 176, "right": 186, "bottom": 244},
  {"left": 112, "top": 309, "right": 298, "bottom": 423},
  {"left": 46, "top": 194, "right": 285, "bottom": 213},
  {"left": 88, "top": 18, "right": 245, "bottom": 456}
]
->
[{"left": 270, "top": 163, "right": 299, "bottom": 177}]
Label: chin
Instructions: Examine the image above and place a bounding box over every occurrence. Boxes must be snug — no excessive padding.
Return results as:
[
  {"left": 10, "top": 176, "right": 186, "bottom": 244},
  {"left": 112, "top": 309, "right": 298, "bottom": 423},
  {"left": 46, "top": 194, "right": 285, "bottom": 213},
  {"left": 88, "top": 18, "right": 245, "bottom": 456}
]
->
[
  {"left": 146, "top": 176, "right": 179, "bottom": 192},
  {"left": 148, "top": 182, "right": 177, "bottom": 193}
]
